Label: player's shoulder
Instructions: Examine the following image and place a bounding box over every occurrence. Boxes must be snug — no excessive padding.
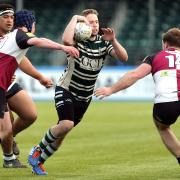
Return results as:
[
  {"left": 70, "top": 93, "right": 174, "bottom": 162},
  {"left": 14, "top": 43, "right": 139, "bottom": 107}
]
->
[
  {"left": 144, "top": 50, "right": 170, "bottom": 64},
  {"left": 16, "top": 29, "right": 35, "bottom": 37},
  {"left": 143, "top": 54, "right": 155, "bottom": 62},
  {"left": 7, "top": 29, "right": 18, "bottom": 37},
  {"left": 142, "top": 53, "right": 159, "bottom": 66},
  {"left": 153, "top": 49, "right": 173, "bottom": 61},
  {"left": 146, "top": 50, "right": 165, "bottom": 60}
]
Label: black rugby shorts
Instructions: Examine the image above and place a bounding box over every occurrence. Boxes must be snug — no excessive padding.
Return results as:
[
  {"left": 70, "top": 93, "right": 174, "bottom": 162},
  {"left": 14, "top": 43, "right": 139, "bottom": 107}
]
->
[
  {"left": 153, "top": 101, "right": 180, "bottom": 125},
  {"left": 54, "top": 86, "right": 91, "bottom": 126},
  {"left": 6, "top": 82, "right": 23, "bottom": 99}
]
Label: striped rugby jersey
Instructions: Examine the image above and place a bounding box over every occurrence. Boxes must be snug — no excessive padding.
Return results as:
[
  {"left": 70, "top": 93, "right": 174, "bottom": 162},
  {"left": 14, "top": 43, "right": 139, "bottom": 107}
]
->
[
  {"left": 57, "top": 35, "right": 113, "bottom": 101},
  {"left": 143, "top": 48, "right": 180, "bottom": 103}
]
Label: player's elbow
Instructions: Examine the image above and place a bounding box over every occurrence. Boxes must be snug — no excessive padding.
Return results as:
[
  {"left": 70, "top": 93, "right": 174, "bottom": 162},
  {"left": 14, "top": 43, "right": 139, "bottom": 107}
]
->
[
  {"left": 120, "top": 51, "right": 128, "bottom": 62},
  {"left": 62, "top": 40, "right": 73, "bottom": 46},
  {"left": 62, "top": 36, "right": 74, "bottom": 46},
  {"left": 122, "top": 54, "right": 128, "bottom": 62},
  {"left": 116, "top": 52, "right": 128, "bottom": 62}
]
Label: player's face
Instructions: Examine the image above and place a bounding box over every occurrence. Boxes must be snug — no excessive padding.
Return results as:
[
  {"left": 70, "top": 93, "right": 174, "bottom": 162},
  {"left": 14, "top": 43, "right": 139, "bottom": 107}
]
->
[
  {"left": 0, "top": 13, "right": 14, "bottom": 35},
  {"left": 86, "top": 14, "right": 99, "bottom": 36}
]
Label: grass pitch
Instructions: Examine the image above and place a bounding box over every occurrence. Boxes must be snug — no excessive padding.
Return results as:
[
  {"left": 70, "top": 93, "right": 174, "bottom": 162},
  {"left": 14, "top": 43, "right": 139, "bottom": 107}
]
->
[{"left": 0, "top": 101, "right": 180, "bottom": 180}]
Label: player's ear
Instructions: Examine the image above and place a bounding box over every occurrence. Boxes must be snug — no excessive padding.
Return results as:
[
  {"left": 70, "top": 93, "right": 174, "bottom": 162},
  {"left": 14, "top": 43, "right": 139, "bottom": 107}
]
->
[{"left": 163, "top": 41, "right": 169, "bottom": 50}]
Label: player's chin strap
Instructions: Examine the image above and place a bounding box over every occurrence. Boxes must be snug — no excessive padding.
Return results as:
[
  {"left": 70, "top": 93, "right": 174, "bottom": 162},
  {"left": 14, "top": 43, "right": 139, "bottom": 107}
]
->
[{"left": 0, "top": 9, "right": 14, "bottom": 16}]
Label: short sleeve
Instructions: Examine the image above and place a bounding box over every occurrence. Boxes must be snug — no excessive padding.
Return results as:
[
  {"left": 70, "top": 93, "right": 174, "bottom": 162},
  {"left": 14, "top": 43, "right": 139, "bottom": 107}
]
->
[
  {"left": 142, "top": 55, "right": 155, "bottom": 66},
  {"left": 106, "top": 41, "right": 113, "bottom": 55},
  {"left": 16, "top": 29, "right": 36, "bottom": 49}
]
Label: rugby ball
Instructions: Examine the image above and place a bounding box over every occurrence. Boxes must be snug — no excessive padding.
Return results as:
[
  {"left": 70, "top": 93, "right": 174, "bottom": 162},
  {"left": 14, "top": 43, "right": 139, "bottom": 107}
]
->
[{"left": 74, "top": 22, "right": 92, "bottom": 41}]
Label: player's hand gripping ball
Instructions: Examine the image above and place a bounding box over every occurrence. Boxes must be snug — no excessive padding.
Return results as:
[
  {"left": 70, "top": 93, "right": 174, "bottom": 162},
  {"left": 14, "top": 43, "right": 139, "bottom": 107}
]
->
[{"left": 74, "top": 22, "right": 92, "bottom": 41}]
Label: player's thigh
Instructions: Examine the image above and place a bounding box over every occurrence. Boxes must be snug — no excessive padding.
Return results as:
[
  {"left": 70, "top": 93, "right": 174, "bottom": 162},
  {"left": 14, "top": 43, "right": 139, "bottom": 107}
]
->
[
  {"left": 73, "top": 99, "right": 91, "bottom": 126},
  {"left": 7, "top": 89, "right": 37, "bottom": 119},
  {"left": 153, "top": 101, "right": 180, "bottom": 125}
]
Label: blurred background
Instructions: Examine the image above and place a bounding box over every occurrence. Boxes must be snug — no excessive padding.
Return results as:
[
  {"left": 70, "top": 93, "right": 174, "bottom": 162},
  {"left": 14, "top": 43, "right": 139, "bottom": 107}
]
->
[
  {"left": 2, "top": 0, "right": 180, "bottom": 101},
  {"left": 4, "top": 0, "right": 180, "bottom": 66}
]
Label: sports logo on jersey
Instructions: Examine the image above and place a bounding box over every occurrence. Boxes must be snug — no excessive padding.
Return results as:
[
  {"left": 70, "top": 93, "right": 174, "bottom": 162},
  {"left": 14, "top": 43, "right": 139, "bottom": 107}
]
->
[
  {"left": 160, "top": 71, "right": 168, "bottom": 77},
  {"left": 26, "top": 32, "right": 35, "bottom": 38},
  {"left": 79, "top": 56, "right": 103, "bottom": 71}
]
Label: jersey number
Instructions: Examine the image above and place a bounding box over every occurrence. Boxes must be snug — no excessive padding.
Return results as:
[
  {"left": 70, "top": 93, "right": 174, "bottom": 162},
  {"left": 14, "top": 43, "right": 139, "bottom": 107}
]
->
[{"left": 166, "top": 55, "right": 180, "bottom": 68}]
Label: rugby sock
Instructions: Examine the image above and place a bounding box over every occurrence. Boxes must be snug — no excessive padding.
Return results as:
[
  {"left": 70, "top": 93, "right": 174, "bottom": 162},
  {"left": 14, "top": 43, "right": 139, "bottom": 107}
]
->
[
  {"left": 39, "top": 144, "right": 57, "bottom": 164},
  {"left": 38, "top": 129, "right": 57, "bottom": 150},
  {"left": 3, "top": 153, "right": 16, "bottom": 161}
]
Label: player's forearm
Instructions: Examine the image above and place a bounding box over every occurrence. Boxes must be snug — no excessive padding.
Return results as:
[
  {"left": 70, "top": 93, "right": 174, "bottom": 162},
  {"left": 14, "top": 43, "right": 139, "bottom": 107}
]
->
[
  {"left": 62, "top": 15, "right": 78, "bottom": 45},
  {"left": 111, "top": 38, "right": 128, "bottom": 62},
  {"left": 110, "top": 71, "right": 138, "bottom": 94},
  {"left": 19, "top": 58, "right": 43, "bottom": 81},
  {"left": 28, "top": 37, "right": 66, "bottom": 51}
]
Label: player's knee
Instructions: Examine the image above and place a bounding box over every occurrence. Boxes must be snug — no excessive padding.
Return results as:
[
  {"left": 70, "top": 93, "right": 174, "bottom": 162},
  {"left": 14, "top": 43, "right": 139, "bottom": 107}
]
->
[
  {"left": 29, "top": 112, "right": 37, "bottom": 122},
  {"left": 64, "top": 120, "right": 74, "bottom": 132},
  {"left": 58, "top": 120, "right": 74, "bottom": 134},
  {"left": 156, "top": 123, "right": 169, "bottom": 131},
  {"left": 3, "top": 127, "right": 13, "bottom": 139},
  {"left": 24, "top": 111, "right": 37, "bottom": 123}
]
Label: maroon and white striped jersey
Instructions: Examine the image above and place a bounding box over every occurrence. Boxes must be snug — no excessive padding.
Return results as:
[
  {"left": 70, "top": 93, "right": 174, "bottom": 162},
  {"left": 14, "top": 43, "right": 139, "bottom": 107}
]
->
[
  {"left": 0, "top": 29, "right": 34, "bottom": 90},
  {"left": 144, "top": 48, "right": 180, "bottom": 103}
]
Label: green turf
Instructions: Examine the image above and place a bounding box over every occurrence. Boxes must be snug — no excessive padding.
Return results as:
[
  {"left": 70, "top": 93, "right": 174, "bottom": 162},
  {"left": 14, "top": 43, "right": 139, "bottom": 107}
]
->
[{"left": 0, "top": 102, "right": 180, "bottom": 180}]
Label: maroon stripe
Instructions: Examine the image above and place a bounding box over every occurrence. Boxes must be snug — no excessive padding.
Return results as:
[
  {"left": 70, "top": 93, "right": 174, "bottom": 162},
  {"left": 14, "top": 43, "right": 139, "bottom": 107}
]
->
[{"left": 0, "top": 52, "right": 18, "bottom": 90}]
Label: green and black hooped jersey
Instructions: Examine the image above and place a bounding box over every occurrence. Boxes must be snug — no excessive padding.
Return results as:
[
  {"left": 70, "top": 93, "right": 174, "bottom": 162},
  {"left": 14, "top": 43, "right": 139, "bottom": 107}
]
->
[{"left": 57, "top": 35, "right": 113, "bottom": 101}]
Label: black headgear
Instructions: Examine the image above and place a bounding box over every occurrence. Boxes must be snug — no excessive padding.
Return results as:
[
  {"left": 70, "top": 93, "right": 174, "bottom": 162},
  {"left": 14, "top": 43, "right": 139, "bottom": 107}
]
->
[
  {"left": 14, "top": 10, "right": 36, "bottom": 32},
  {"left": 0, "top": 4, "right": 14, "bottom": 16}
]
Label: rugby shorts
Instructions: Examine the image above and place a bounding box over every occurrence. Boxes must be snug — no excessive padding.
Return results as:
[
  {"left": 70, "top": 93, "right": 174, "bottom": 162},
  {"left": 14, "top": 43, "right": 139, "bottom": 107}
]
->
[
  {"left": 6, "top": 82, "right": 23, "bottom": 99},
  {"left": 153, "top": 101, "right": 180, "bottom": 125},
  {"left": 54, "top": 86, "right": 91, "bottom": 126}
]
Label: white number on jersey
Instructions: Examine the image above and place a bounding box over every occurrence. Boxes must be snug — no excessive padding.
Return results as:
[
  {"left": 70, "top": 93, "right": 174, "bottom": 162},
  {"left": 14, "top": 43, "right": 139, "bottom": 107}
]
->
[{"left": 166, "top": 54, "right": 180, "bottom": 69}]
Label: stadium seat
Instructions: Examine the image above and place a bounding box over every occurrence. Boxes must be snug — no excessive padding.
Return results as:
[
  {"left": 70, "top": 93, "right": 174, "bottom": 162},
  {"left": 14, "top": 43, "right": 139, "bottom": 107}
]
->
[{"left": 117, "top": 0, "right": 180, "bottom": 65}]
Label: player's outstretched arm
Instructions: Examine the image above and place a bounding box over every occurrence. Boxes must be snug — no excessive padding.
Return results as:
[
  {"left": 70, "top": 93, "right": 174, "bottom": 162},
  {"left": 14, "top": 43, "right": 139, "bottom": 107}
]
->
[
  {"left": 94, "top": 63, "right": 151, "bottom": 99},
  {"left": 19, "top": 56, "right": 53, "bottom": 88},
  {"left": 27, "top": 37, "right": 79, "bottom": 58}
]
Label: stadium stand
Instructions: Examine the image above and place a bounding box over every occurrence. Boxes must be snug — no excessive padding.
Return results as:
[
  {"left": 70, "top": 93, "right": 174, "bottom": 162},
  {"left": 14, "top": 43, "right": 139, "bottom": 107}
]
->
[
  {"left": 119, "top": 0, "right": 180, "bottom": 65},
  {"left": 23, "top": 0, "right": 80, "bottom": 65},
  {"left": 2, "top": 0, "right": 180, "bottom": 66},
  {"left": 80, "top": 0, "right": 120, "bottom": 28},
  {"left": 23, "top": 0, "right": 122, "bottom": 66}
]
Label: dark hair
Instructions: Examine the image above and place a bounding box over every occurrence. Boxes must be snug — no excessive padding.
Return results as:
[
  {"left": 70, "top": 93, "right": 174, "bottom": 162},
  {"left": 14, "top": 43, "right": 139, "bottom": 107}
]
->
[
  {"left": 162, "top": 28, "right": 180, "bottom": 47},
  {"left": 81, "top": 9, "right": 98, "bottom": 17},
  {"left": 0, "top": 3, "right": 14, "bottom": 10},
  {"left": 0, "top": 3, "right": 14, "bottom": 16}
]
